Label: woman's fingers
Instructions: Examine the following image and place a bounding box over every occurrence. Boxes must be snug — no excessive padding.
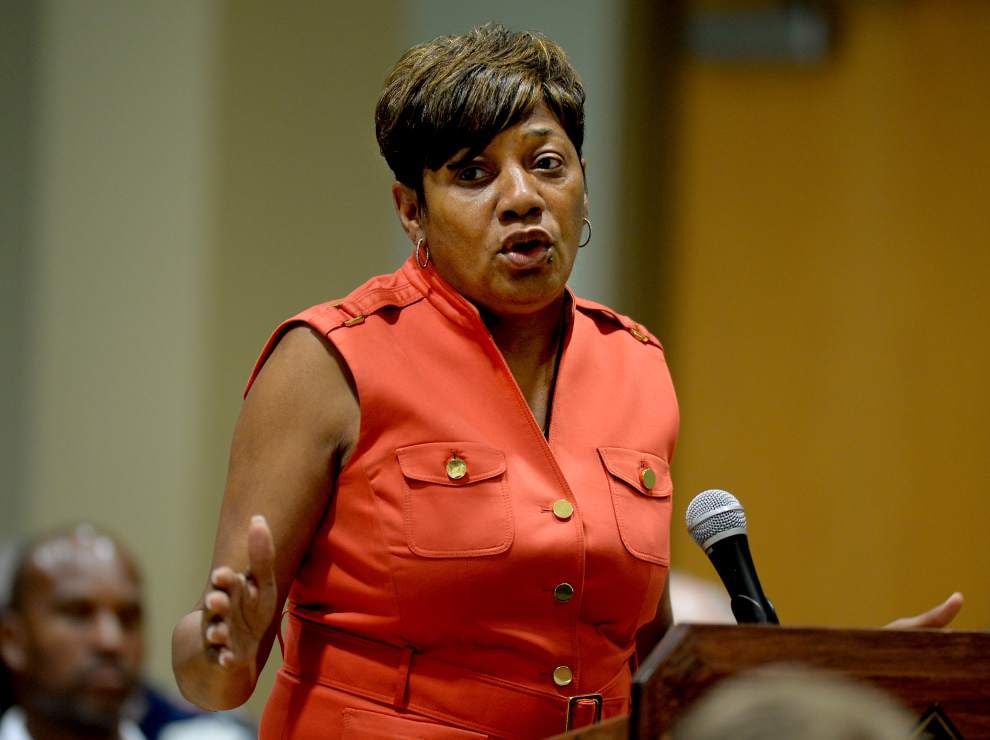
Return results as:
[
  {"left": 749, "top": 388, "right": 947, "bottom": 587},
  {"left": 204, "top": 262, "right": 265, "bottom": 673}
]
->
[
  {"left": 205, "top": 621, "right": 229, "bottom": 646},
  {"left": 217, "top": 648, "right": 235, "bottom": 668},
  {"left": 244, "top": 515, "right": 278, "bottom": 631},
  {"left": 210, "top": 565, "right": 239, "bottom": 589},
  {"left": 884, "top": 592, "right": 964, "bottom": 630},
  {"left": 204, "top": 589, "right": 230, "bottom": 616},
  {"left": 201, "top": 516, "right": 278, "bottom": 670},
  {"left": 203, "top": 567, "right": 247, "bottom": 663},
  {"left": 247, "top": 515, "right": 276, "bottom": 591}
]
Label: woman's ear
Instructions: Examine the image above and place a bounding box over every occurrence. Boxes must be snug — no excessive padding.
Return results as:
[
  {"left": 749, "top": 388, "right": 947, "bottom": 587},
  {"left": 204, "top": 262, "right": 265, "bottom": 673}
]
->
[
  {"left": 580, "top": 158, "right": 590, "bottom": 218},
  {"left": 391, "top": 181, "right": 423, "bottom": 244},
  {"left": 0, "top": 612, "right": 28, "bottom": 672}
]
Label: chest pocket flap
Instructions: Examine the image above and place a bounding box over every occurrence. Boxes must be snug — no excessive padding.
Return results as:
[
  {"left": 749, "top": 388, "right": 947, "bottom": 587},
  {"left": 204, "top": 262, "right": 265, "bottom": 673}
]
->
[
  {"left": 396, "top": 442, "right": 505, "bottom": 485},
  {"left": 598, "top": 447, "right": 672, "bottom": 564},
  {"left": 396, "top": 442, "right": 512, "bottom": 557}
]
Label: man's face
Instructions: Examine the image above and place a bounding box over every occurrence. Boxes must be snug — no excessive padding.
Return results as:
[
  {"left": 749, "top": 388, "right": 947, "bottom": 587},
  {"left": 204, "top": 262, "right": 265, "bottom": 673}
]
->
[{"left": 3, "top": 533, "right": 144, "bottom": 731}]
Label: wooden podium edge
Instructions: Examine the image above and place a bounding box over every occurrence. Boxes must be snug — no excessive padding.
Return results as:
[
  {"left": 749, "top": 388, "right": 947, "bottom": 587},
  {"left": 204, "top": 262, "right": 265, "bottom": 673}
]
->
[{"left": 630, "top": 623, "right": 990, "bottom": 739}]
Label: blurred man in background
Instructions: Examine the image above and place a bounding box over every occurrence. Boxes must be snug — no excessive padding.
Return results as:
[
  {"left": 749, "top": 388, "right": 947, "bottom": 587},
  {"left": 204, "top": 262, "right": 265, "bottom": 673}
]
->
[{"left": 0, "top": 524, "right": 250, "bottom": 740}]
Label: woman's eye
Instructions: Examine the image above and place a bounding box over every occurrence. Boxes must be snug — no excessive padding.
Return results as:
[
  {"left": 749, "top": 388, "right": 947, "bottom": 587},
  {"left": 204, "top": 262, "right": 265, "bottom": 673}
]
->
[
  {"left": 534, "top": 154, "right": 563, "bottom": 171},
  {"left": 457, "top": 166, "right": 488, "bottom": 183}
]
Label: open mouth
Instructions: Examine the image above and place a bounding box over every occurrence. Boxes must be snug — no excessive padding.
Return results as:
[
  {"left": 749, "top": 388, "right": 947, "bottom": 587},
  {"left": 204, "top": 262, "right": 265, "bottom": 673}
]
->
[
  {"left": 501, "top": 242, "right": 551, "bottom": 268},
  {"left": 500, "top": 232, "right": 553, "bottom": 269}
]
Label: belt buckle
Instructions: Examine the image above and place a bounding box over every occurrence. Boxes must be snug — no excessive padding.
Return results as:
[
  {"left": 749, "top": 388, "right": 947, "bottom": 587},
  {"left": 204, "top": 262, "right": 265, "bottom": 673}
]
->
[{"left": 564, "top": 693, "right": 604, "bottom": 731}]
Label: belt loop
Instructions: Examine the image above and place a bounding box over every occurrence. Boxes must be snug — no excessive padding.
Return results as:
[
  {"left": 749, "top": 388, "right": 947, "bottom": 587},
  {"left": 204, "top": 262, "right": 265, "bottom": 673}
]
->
[{"left": 393, "top": 646, "right": 414, "bottom": 709}]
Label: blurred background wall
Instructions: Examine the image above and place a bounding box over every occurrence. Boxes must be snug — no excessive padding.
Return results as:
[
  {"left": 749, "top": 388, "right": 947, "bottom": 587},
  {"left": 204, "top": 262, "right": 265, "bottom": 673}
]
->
[
  {"left": 3, "top": 0, "right": 220, "bottom": 705},
  {"left": 664, "top": 1, "right": 990, "bottom": 629},
  {"left": 2, "top": 0, "right": 988, "bottom": 721}
]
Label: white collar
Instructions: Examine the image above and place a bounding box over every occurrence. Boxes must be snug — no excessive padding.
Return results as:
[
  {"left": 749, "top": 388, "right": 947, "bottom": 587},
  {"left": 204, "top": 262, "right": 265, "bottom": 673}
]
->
[{"left": 0, "top": 706, "right": 146, "bottom": 740}]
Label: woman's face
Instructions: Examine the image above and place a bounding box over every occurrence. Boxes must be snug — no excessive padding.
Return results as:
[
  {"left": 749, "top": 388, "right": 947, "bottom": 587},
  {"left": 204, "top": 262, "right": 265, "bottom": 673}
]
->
[{"left": 396, "top": 103, "right": 588, "bottom": 318}]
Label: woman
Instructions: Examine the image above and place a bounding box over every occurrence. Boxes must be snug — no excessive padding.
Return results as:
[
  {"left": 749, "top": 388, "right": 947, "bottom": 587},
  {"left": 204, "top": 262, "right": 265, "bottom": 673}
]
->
[
  {"left": 174, "top": 23, "right": 673, "bottom": 737},
  {"left": 172, "top": 23, "right": 960, "bottom": 739}
]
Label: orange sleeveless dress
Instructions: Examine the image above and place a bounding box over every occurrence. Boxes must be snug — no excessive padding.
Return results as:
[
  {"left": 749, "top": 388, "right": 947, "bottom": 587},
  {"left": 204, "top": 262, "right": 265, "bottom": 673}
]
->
[{"left": 250, "top": 256, "right": 679, "bottom": 739}]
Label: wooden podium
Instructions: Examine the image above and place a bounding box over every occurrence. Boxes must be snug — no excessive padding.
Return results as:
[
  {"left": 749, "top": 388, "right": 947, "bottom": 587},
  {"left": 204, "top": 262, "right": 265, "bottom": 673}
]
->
[{"left": 555, "top": 624, "right": 990, "bottom": 739}]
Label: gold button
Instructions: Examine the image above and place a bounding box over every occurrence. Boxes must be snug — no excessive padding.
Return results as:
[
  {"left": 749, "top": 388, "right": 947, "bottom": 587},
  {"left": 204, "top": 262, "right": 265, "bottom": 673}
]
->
[
  {"left": 554, "top": 583, "right": 575, "bottom": 603},
  {"left": 553, "top": 665, "right": 573, "bottom": 687},
  {"left": 552, "top": 500, "right": 574, "bottom": 520},
  {"left": 446, "top": 456, "right": 467, "bottom": 480},
  {"left": 640, "top": 466, "right": 657, "bottom": 490},
  {"left": 630, "top": 325, "right": 650, "bottom": 343}
]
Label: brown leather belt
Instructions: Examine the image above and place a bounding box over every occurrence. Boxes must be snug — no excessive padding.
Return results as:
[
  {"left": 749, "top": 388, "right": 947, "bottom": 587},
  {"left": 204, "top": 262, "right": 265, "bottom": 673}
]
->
[{"left": 281, "top": 611, "right": 626, "bottom": 738}]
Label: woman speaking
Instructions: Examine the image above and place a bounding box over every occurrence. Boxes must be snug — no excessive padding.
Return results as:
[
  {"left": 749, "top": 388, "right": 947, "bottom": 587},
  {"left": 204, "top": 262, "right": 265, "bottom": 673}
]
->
[
  {"left": 173, "top": 24, "right": 674, "bottom": 737},
  {"left": 170, "top": 22, "right": 957, "bottom": 739}
]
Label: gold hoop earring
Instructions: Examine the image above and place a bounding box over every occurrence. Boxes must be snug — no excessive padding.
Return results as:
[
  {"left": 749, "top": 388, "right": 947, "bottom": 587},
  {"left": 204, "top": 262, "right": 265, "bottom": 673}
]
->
[
  {"left": 578, "top": 217, "right": 592, "bottom": 248},
  {"left": 415, "top": 238, "right": 430, "bottom": 269}
]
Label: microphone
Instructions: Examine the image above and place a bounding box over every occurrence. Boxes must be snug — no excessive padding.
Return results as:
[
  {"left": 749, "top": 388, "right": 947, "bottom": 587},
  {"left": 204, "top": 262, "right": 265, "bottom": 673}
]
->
[{"left": 685, "top": 489, "right": 779, "bottom": 625}]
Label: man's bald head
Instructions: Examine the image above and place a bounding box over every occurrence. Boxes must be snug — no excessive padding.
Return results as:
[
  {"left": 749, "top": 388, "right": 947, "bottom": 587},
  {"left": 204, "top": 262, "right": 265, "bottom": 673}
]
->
[
  {"left": 7, "top": 524, "right": 141, "bottom": 613},
  {"left": 1, "top": 523, "right": 144, "bottom": 737}
]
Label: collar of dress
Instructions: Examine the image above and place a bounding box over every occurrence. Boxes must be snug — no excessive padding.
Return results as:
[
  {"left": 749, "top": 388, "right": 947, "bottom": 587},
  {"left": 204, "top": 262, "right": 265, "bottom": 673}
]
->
[{"left": 400, "top": 249, "right": 578, "bottom": 337}]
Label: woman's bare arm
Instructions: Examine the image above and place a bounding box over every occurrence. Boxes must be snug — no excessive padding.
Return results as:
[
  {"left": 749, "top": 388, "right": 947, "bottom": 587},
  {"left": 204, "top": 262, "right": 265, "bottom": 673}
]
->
[
  {"left": 172, "top": 326, "right": 359, "bottom": 710},
  {"left": 635, "top": 577, "right": 673, "bottom": 666}
]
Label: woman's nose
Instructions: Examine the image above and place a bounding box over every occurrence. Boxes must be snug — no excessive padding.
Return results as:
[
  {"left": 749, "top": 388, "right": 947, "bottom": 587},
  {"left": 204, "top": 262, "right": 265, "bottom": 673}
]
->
[{"left": 497, "top": 166, "right": 544, "bottom": 223}]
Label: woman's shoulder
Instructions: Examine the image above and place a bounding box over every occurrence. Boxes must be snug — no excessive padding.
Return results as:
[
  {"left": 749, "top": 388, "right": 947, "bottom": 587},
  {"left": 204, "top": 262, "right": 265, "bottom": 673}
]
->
[
  {"left": 245, "top": 262, "right": 423, "bottom": 397},
  {"left": 573, "top": 295, "right": 665, "bottom": 352},
  {"left": 292, "top": 261, "right": 425, "bottom": 335}
]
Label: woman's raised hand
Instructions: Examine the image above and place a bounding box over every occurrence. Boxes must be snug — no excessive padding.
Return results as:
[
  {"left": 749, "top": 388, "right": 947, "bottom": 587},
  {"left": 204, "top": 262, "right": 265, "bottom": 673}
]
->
[{"left": 202, "top": 515, "right": 278, "bottom": 679}]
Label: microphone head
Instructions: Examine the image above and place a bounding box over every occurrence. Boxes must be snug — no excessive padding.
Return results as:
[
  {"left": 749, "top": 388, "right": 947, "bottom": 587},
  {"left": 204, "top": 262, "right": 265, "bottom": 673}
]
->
[{"left": 686, "top": 488, "right": 748, "bottom": 551}]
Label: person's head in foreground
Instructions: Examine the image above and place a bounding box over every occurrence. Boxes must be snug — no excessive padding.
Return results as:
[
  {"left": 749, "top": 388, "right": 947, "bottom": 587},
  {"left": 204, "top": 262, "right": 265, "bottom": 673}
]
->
[
  {"left": 0, "top": 523, "right": 143, "bottom": 740},
  {"left": 378, "top": 22, "right": 589, "bottom": 318},
  {"left": 671, "top": 664, "right": 916, "bottom": 740}
]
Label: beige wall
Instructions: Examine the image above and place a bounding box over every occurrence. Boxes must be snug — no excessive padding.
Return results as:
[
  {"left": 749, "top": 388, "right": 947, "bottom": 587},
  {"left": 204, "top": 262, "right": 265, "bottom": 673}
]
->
[
  {"left": 666, "top": 1, "right": 990, "bottom": 629},
  {"left": 16, "top": 0, "right": 403, "bottom": 715},
  {"left": 0, "top": 1, "right": 38, "bottom": 542},
  {"left": 23, "top": 0, "right": 217, "bottom": 692}
]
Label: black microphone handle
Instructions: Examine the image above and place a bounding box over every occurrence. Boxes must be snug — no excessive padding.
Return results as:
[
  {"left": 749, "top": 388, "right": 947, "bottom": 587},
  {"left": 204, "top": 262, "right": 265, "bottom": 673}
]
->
[{"left": 706, "top": 533, "right": 779, "bottom": 625}]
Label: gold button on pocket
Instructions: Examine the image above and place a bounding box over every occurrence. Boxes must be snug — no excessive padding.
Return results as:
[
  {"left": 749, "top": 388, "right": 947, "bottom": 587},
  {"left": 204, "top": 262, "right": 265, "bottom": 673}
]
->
[
  {"left": 598, "top": 447, "right": 673, "bottom": 566},
  {"left": 552, "top": 499, "right": 574, "bottom": 521},
  {"left": 445, "top": 455, "right": 467, "bottom": 480},
  {"left": 640, "top": 466, "right": 657, "bottom": 490},
  {"left": 554, "top": 583, "right": 575, "bottom": 603},
  {"left": 553, "top": 665, "right": 574, "bottom": 687},
  {"left": 395, "top": 442, "right": 511, "bottom": 558}
]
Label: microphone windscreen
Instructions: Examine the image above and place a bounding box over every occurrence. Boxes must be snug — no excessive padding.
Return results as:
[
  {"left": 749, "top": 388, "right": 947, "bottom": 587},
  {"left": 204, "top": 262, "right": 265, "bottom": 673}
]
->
[{"left": 686, "top": 488, "right": 748, "bottom": 550}]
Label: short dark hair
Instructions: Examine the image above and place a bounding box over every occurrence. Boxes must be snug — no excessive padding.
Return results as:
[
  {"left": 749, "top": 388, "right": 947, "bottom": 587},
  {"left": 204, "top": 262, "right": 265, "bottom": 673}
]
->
[{"left": 375, "top": 23, "right": 585, "bottom": 195}]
